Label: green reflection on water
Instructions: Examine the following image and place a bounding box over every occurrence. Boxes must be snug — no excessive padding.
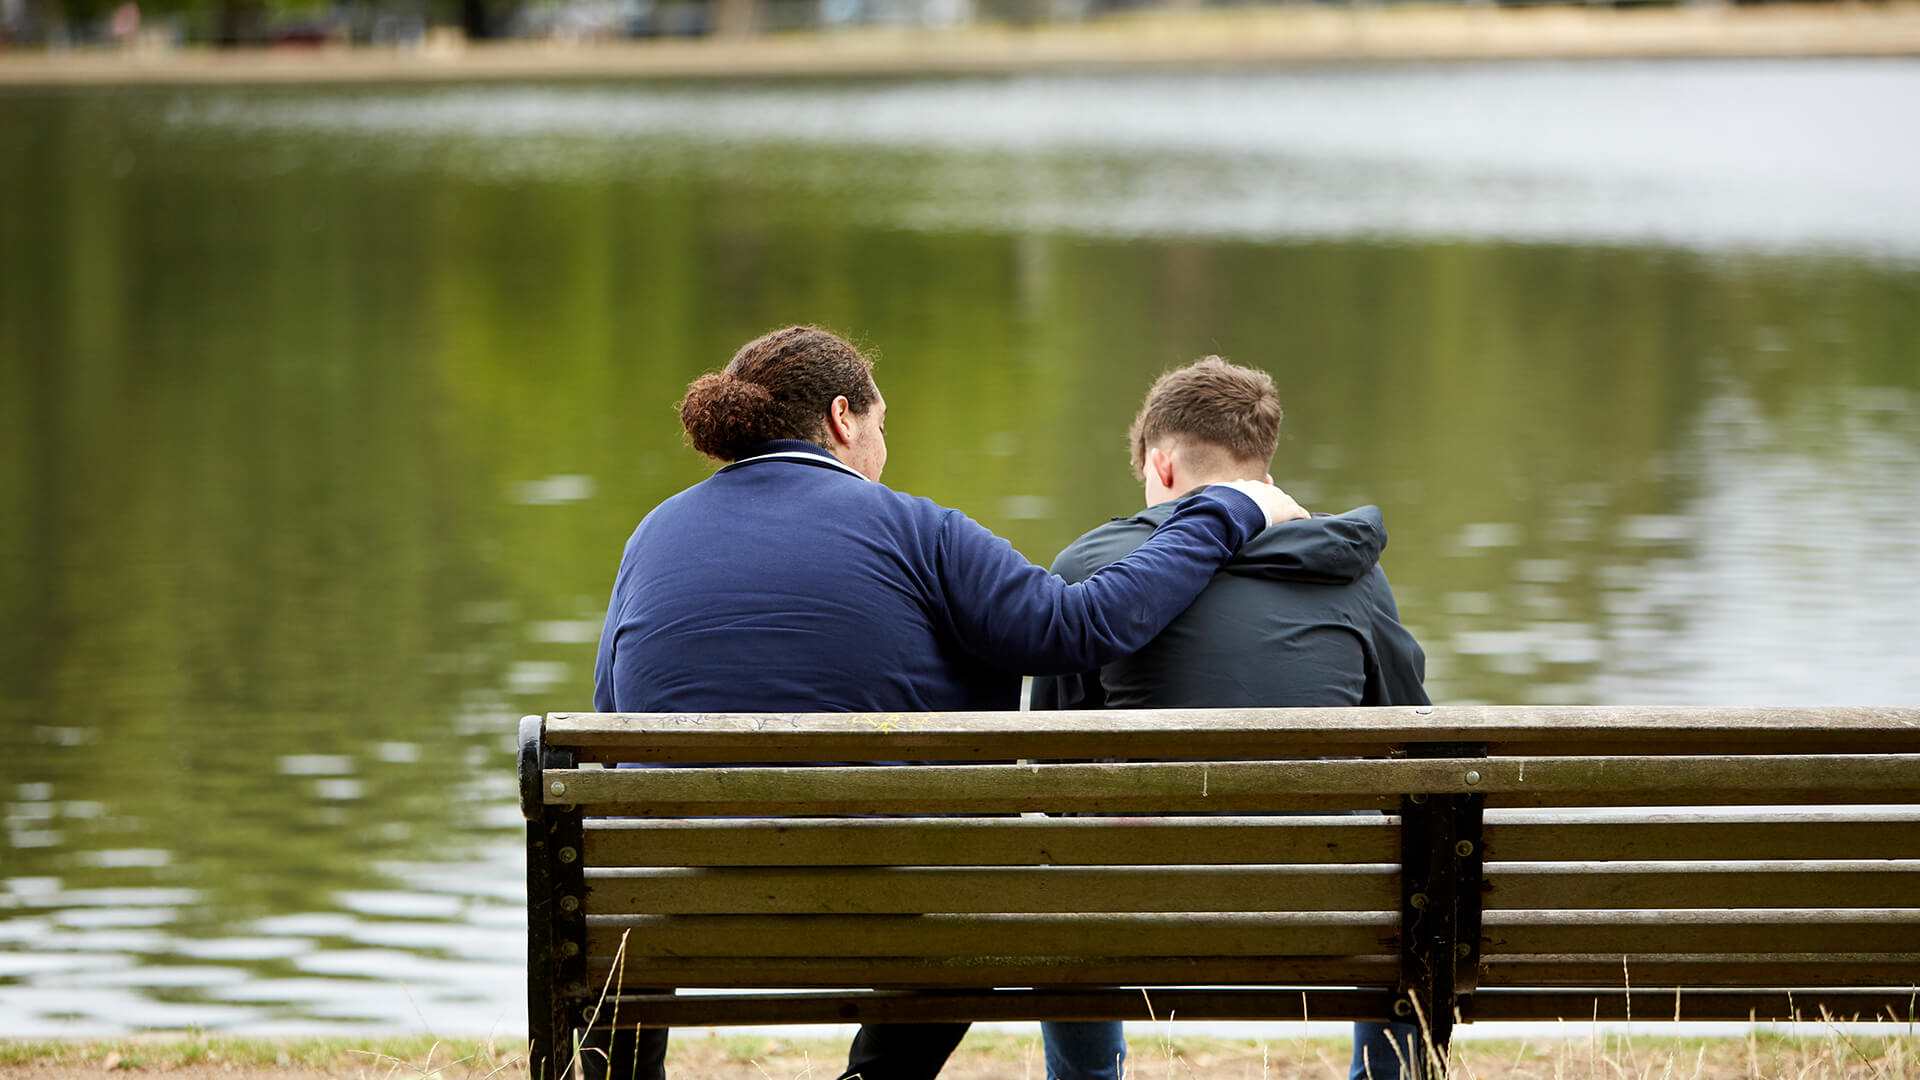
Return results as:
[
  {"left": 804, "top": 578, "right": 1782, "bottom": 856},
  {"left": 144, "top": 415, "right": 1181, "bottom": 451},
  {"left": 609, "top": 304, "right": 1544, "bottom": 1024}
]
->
[{"left": 1, "top": 82, "right": 1918, "bottom": 1030}]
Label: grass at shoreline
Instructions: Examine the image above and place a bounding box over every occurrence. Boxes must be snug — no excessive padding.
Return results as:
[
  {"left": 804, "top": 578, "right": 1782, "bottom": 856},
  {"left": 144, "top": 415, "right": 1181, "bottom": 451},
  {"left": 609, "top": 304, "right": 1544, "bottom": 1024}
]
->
[
  {"left": 0, "top": 1035, "right": 506, "bottom": 1071},
  {"left": 2, "top": 1030, "right": 1917, "bottom": 1078}
]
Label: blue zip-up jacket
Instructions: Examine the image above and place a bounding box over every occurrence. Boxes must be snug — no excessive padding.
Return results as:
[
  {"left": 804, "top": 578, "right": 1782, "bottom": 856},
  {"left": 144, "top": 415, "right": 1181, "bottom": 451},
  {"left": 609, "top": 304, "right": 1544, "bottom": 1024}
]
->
[{"left": 592, "top": 440, "right": 1267, "bottom": 714}]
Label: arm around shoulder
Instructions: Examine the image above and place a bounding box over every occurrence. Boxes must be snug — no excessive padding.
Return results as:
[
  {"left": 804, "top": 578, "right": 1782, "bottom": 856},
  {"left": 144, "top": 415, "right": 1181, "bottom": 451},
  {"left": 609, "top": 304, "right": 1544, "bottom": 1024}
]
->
[{"left": 932, "top": 486, "right": 1268, "bottom": 676}]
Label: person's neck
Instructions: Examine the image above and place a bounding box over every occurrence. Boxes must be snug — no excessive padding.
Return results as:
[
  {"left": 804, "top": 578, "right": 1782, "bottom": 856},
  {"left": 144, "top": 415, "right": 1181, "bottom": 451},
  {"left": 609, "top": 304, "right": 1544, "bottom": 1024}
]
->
[
  {"left": 1176, "top": 469, "right": 1265, "bottom": 499},
  {"left": 1147, "top": 471, "right": 1266, "bottom": 508}
]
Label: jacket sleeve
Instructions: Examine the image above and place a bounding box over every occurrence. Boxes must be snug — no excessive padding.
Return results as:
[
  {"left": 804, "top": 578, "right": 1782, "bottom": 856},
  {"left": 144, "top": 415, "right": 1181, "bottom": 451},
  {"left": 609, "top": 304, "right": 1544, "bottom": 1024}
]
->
[
  {"left": 592, "top": 531, "right": 639, "bottom": 713},
  {"left": 1028, "top": 545, "right": 1109, "bottom": 711},
  {"left": 592, "top": 580, "right": 622, "bottom": 713},
  {"left": 1362, "top": 567, "right": 1431, "bottom": 708},
  {"left": 936, "top": 486, "right": 1265, "bottom": 677}
]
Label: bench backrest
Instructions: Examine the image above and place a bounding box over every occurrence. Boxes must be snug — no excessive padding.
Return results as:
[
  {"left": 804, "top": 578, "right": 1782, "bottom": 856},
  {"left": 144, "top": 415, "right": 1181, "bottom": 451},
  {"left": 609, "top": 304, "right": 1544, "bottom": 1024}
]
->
[{"left": 519, "top": 705, "right": 1920, "bottom": 1048}]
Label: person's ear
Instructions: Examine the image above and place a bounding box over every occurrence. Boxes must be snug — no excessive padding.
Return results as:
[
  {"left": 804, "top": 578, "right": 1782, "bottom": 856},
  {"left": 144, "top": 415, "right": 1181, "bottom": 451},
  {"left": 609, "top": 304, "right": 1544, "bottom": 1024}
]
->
[
  {"left": 1150, "top": 445, "right": 1177, "bottom": 491},
  {"left": 824, "top": 395, "right": 855, "bottom": 448}
]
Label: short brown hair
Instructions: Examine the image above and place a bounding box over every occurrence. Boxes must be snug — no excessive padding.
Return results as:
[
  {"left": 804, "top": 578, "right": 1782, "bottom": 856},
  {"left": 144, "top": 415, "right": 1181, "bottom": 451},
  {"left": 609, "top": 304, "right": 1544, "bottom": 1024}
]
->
[
  {"left": 678, "top": 326, "right": 878, "bottom": 462},
  {"left": 1128, "top": 355, "right": 1282, "bottom": 480}
]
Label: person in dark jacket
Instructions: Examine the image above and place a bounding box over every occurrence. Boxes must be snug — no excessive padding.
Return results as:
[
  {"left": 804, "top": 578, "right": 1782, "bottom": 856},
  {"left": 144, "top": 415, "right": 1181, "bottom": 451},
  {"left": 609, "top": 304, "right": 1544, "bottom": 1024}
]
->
[
  {"left": 590, "top": 327, "right": 1307, "bottom": 1080},
  {"left": 1032, "top": 356, "right": 1430, "bottom": 1080}
]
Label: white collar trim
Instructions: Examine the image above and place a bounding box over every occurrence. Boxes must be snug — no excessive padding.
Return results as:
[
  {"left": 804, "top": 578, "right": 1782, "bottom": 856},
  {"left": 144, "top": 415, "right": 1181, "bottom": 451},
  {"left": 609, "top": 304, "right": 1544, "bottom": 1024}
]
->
[{"left": 725, "top": 449, "right": 868, "bottom": 481}]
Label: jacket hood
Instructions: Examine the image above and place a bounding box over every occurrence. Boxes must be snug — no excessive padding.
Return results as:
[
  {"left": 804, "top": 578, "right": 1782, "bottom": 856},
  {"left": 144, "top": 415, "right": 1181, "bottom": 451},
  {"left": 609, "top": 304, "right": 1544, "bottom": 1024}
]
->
[{"left": 1135, "top": 501, "right": 1387, "bottom": 585}]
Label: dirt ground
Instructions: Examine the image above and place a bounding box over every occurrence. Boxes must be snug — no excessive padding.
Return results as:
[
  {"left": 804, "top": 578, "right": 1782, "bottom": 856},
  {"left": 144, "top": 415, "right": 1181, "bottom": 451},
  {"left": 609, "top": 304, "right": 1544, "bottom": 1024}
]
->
[{"left": 2, "top": 1031, "right": 1916, "bottom": 1080}]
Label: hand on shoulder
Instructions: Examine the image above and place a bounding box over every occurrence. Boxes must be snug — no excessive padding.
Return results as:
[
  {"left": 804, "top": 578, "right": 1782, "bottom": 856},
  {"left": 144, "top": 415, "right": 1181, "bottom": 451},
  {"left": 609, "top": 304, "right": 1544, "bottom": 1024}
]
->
[{"left": 1212, "top": 479, "right": 1310, "bottom": 527}]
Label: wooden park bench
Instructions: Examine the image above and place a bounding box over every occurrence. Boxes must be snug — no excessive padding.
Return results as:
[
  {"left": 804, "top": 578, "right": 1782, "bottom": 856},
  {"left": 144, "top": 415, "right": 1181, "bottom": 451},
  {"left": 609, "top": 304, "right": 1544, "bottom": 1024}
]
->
[{"left": 517, "top": 705, "right": 1920, "bottom": 1078}]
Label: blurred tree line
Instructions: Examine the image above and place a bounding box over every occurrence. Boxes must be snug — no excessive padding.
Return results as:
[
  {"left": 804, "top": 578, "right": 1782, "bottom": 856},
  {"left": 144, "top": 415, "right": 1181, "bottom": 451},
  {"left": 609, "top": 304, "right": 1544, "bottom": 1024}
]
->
[{"left": 4, "top": 0, "right": 559, "bottom": 46}]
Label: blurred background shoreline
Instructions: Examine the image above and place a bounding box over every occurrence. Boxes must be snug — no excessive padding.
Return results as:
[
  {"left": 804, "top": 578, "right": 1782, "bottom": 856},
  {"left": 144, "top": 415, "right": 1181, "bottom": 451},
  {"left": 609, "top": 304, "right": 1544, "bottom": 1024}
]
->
[{"left": 5, "top": 3, "right": 1920, "bottom": 85}]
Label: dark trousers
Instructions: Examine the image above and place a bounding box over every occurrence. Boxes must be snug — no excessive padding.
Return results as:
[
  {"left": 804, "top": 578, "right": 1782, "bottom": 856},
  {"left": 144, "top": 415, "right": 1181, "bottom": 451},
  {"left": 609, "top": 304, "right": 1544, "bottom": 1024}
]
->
[
  {"left": 592, "top": 1021, "right": 969, "bottom": 1080},
  {"left": 840, "top": 1021, "right": 971, "bottom": 1080}
]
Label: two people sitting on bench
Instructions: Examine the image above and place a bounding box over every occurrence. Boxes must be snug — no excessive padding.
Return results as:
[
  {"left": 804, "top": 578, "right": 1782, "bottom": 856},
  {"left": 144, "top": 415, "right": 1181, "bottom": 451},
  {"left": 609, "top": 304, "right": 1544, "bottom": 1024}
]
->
[{"left": 591, "top": 326, "right": 1422, "bottom": 1080}]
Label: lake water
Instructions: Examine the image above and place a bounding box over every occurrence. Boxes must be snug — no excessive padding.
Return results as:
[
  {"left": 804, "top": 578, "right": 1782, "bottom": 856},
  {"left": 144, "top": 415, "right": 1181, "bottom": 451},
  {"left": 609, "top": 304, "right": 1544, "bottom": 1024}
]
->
[{"left": 2, "top": 59, "right": 1918, "bottom": 1037}]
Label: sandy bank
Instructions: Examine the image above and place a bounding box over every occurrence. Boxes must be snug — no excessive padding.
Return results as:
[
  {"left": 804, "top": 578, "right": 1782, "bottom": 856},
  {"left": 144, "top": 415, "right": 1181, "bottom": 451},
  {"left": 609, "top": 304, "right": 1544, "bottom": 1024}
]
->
[
  {"left": 2, "top": 3, "right": 1919, "bottom": 85},
  {"left": 3, "top": 1031, "right": 1917, "bottom": 1079}
]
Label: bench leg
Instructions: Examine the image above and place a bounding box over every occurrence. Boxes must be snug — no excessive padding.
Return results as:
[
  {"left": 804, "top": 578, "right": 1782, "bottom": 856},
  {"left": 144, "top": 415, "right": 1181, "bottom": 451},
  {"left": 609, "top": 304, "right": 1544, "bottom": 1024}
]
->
[
  {"left": 523, "top": 717, "right": 589, "bottom": 1080},
  {"left": 1399, "top": 742, "right": 1489, "bottom": 1076}
]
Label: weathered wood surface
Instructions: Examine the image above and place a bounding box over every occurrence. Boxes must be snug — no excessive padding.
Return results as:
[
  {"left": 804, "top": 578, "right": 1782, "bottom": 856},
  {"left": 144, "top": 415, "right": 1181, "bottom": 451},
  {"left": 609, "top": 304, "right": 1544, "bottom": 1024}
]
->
[
  {"left": 588, "top": 953, "right": 1920, "bottom": 991},
  {"left": 545, "top": 755, "right": 1920, "bottom": 814},
  {"left": 1480, "top": 955, "right": 1920, "bottom": 988},
  {"left": 1481, "top": 909, "right": 1920, "bottom": 955},
  {"left": 1468, "top": 989, "right": 1919, "bottom": 1022},
  {"left": 1484, "top": 809, "right": 1920, "bottom": 861},
  {"left": 592, "top": 955, "right": 1399, "bottom": 989},
  {"left": 583, "top": 816, "right": 1397, "bottom": 866},
  {"left": 1483, "top": 861, "right": 1920, "bottom": 910},
  {"left": 590, "top": 988, "right": 1915, "bottom": 1027},
  {"left": 585, "top": 911, "right": 1398, "bottom": 958},
  {"left": 584, "top": 864, "right": 1397, "bottom": 914},
  {"left": 546, "top": 706, "right": 1920, "bottom": 761},
  {"left": 577, "top": 811, "right": 1920, "bottom": 866},
  {"left": 597, "top": 988, "right": 1401, "bottom": 1027}
]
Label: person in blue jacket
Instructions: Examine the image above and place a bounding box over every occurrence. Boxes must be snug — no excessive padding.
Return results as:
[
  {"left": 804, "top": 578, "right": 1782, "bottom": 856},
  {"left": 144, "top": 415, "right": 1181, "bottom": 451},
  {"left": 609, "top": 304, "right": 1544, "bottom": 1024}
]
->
[{"left": 591, "top": 326, "right": 1306, "bottom": 1080}]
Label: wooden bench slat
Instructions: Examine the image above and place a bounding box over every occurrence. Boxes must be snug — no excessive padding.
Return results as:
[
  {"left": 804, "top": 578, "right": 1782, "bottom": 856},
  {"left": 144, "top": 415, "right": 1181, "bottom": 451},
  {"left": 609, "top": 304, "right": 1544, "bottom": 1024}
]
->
[
  {"left": 544, "top": 755, "right": 1920, "bottom": 815},
  {"left": 1484, "top": 861, "right": 1920, "bottom": 910},
  {"left": 1485, "top": 810, "right": 1920, "bottom": 861},
  {"left": 581, "top": 987, "right": 1920, "bottom": 1027},
  {"left": 581, "top": 813, "right": 1920, "bottom": 868},
  {"left": 1482, "top": 954, "right": 1920, "bottom": 988},
  {"left": 595, "top": 988, "right": 1403, "bottom": 1027},
  {"left": 581, "top": 816, "right": 1399, "bottom": 866},
  {"left": 547, "top": 706, "right": 1920, "bottom": 761},
  {"left": 584, "top": 864, "right": 1399, "bottom": 915},
  {"left": 1481, "top": 909, "right": 1920, "bottom": 955},
  {"left": 1471, "top": 989, "right": 1918, "bottom": 1023},
  {"left": 585, "top": 912, "right": 1397, "bottom": 958},
  {"left": 592, "top": 955, "right": 1399, "bottom": 988},
  {"left": 587, "top": 954, "right": 1920, "bottom": 991}
]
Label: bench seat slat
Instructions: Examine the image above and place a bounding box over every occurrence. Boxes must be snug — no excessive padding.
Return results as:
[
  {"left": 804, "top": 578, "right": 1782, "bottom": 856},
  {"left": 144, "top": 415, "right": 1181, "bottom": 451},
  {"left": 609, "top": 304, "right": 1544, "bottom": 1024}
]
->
[
  {"left": 1484, "top": 862, "right": 1920, "bottom": 910},
  {"left": 591, "top": 955, "right": 1398, "bottom": 988},
  {"left": 584, "top": 864, "right": 1398, "bottom": 914},
  {"left": 1481, "top": 954, "right": 1920, "bottom": 987},
  {"left": 586, "top": 954, "right": 1920, "bottom": 991},
  {"left": 581, "top": 816, "right": 1398, "bottom": 866},
  {"left": 547, "top": 706, "right": 1920, "bottom": 761},
  {"left": 581, "top": 987, "right": 1918, "bottom": 1027},
  {"left": 1482, "top": 909, "right": 1920, "bottom": 955},
  {"left": 585, "top": 912, "right": 1397, "bottom": 958},
  {"left": 545, "top": 756, "right": 1920, "bottom": 814},
  {"left": 1470, "top": 989, "right": 1919, "bottom": 1023},
  {"left": 600, "top": 988, "right": 1403, "bottom": 1027},
  {"left": 1485, "top": 810, "right": 1920, "bottom": 861}
]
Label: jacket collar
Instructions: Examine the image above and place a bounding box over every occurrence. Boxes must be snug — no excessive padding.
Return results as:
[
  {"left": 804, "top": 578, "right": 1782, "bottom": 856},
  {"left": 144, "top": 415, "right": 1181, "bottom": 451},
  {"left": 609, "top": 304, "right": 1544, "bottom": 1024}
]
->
[{"left": 719, "top": 440, "right": 867, "bottom": 481}]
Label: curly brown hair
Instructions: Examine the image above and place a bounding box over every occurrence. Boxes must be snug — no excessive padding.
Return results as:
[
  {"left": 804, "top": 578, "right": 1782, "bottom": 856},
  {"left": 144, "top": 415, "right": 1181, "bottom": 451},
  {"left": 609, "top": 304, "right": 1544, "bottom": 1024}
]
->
[
  {"left": 678, "top": 326, "right": 878, "bottom": 462},
  {"left": 1127, "top": 355, "right": 1283, "bottom": 480}
]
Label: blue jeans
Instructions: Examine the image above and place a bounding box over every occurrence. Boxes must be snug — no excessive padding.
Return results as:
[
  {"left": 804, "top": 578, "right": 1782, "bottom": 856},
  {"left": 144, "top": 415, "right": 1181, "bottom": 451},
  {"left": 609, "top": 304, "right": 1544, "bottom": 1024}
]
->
[
  {"left": 1350, "top": 1021, "right": 1425, "bottom": 1080},
  {"left": 1039, "top": 1020, "right": 1421, "bottom": 1080},
  {"left": 1040, "top": 1021, "right": 1127, "bottom": 1080}
]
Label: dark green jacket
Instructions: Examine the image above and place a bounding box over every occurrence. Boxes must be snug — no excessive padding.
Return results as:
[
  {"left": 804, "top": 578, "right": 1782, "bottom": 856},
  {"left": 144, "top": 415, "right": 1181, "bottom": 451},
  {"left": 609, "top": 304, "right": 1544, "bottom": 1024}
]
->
[{"left": 1031, "top": 503, "right": 1429, "bottom": 711}]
